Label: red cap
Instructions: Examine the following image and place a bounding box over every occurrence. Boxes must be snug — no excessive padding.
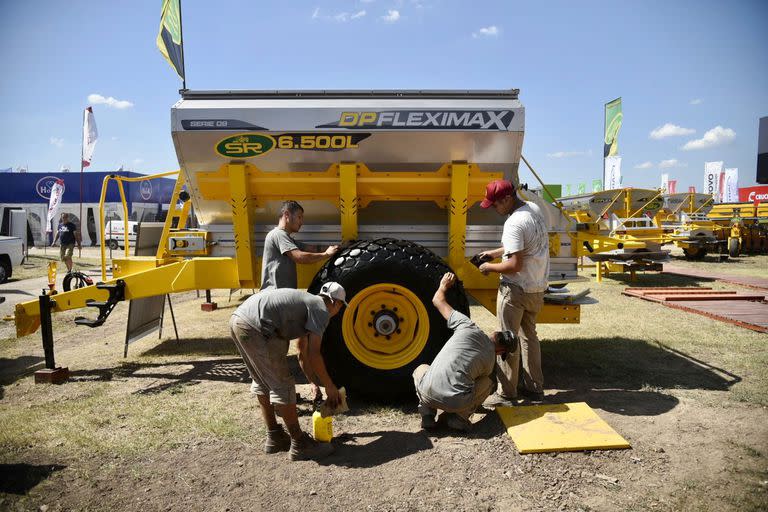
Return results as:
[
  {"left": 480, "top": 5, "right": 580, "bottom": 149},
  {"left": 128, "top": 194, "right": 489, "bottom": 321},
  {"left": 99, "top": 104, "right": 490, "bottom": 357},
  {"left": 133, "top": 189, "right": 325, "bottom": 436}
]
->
[{"left": 480, "top": 180, "right": 515, "bottom": 208}]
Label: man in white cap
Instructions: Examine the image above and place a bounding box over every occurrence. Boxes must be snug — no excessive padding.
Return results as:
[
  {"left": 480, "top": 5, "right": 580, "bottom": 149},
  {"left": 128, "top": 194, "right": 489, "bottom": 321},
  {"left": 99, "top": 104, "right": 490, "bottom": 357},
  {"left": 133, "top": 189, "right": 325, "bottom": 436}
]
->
[{"left": 229, "top": 282, "right": 347, "bottom": 461}]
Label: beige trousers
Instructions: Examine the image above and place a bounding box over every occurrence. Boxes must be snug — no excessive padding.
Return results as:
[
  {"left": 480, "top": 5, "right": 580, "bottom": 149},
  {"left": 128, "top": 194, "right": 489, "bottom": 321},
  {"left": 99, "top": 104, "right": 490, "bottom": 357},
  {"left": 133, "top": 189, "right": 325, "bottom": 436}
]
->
[{"left": 495, "top": 282, "right": 545, "bottom": 398}]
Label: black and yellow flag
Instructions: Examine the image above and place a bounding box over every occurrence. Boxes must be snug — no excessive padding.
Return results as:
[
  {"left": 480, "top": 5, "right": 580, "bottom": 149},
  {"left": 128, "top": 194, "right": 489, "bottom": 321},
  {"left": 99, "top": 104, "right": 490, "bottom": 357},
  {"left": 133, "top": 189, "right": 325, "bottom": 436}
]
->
[{"left": 157, "top": 0, "right": 185, "bottom": 81}]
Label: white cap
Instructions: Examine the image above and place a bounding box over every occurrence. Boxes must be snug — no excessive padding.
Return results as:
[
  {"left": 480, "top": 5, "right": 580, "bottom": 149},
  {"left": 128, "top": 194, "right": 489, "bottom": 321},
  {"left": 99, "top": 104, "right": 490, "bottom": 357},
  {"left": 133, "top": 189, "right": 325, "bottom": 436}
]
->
[{"left": 318, "top": 282, "right": 348, "bottom": 306}]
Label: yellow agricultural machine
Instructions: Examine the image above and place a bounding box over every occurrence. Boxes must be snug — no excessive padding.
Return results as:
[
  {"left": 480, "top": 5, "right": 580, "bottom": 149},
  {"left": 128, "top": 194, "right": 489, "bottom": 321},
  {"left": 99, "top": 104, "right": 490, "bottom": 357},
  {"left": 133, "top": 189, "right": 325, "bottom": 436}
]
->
[
  {"left": 557, "top": 188, "right": 669, "bottom": 279},
  {"left": 17, "top": 89, "right": 596, "bottom": 394},
  {"left": 656, "top": 192, "right": 722, "bottom": 260},
  {"left": 707, "top": 202, "right": 768, "bottom": 256}
]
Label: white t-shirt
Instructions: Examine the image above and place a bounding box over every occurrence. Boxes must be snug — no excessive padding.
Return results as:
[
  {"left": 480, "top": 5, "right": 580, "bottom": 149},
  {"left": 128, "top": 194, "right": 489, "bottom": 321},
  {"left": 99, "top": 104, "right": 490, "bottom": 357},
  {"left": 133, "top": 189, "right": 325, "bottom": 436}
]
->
[{"left": 501, "top": 202, "right": 550, "bottom": 293}]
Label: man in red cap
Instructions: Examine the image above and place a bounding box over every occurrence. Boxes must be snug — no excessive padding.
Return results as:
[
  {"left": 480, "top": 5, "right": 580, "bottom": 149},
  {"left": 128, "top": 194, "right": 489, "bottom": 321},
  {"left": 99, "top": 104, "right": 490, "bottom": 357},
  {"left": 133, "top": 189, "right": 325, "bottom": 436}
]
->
[{"left": 476, "top": 179, "right": 550, "bottom": 405}]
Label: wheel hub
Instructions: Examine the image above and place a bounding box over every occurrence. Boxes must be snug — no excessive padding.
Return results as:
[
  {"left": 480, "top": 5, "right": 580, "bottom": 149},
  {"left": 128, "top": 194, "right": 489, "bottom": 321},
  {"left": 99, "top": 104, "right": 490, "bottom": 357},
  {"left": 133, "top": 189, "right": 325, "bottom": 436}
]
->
[{"left": 341, "top": 283, "right": 429, "bottom": 370}]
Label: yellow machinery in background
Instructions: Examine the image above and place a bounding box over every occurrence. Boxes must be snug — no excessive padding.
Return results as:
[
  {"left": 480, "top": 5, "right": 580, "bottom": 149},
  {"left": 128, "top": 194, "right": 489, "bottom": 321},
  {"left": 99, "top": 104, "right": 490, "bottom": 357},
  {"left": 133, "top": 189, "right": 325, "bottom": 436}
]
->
[
  {"left": 707, "top": 202, "right": 768, "bottom": 256},
  {"left": 655, "top": 192, "right": 722, "bottom": 260},
  {"left": 16, "top": 89, "right": 599, "bottom": 396},
  {"left": 558, "top": 187, "right": 669, "bottom": 280}
]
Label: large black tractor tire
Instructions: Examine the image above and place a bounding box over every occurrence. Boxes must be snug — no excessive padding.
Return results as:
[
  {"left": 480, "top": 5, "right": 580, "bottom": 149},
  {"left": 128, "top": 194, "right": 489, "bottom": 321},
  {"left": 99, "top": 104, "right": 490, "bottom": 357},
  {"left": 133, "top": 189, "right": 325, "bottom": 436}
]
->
[
  {"left": 0, "top": 258, "right": 11, "bottom": 283},
  {"left": 728, "top": 238, "right": 740, "bottom": 258},
  {"left": 308, "top": 238, "right": 470, "bottom": 399},
  {"left": 683, "top": 246, "right": 707, "bottom": 260}
]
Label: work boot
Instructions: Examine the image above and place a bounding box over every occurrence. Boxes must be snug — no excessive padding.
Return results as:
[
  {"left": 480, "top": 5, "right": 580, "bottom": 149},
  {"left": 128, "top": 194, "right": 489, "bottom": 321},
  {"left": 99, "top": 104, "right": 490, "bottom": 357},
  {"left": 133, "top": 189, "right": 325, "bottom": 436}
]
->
[
  {"left": 264, "top": 427, "right": 291, "bottom": 454},
  {"left": 288, "top": 432, "right": 335, "bottom": 462},
  {"left": 418, "top": 404, "right": 437, "bottom": 430},
  {"left": 442, "top": 413, "right": 472, "bottom": 432},
  {"left": 250, "top": 380, "right": 259, "bottom": 394}
]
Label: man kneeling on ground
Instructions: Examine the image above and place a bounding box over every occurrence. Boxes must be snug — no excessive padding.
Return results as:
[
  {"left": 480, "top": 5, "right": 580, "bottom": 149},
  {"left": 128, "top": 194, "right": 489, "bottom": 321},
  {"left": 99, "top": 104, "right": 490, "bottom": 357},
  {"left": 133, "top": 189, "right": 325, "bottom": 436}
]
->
[
  {"left": 413, "top": 272, "right": 517, "bottom": 432},
  {"left": 229, "top": 282, "right": 347, "bottom": 461}
]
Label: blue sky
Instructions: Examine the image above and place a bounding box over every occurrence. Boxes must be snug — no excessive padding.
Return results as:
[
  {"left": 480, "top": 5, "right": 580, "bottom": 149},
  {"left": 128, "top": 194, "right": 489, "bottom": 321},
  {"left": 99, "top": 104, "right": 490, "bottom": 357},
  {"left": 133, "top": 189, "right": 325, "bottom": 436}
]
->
[{"left": 1, "top": 0, "right": 766, "bottom": 191}]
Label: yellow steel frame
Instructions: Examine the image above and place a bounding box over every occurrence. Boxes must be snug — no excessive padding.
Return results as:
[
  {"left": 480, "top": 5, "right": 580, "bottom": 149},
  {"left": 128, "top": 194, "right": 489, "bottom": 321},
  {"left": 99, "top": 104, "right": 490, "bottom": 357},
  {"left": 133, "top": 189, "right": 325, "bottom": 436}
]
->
[{"left": 16, "top": 160, "right": 585, "bottom": 337}]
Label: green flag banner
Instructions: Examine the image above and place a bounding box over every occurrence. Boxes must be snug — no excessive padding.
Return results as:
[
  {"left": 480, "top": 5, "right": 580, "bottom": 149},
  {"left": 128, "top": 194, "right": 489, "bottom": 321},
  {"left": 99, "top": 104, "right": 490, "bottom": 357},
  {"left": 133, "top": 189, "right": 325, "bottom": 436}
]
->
[
  {"left": 565, "top": 184, "right": 572, "bottom": 196},
  {"left": 604, "top": 97, "right": 622, "bottom": 158},
  {"left": 577, "top": 183, "right": 586, "bottom": 194},
  {"left": 157, "top": 0, "right": 185, "bottom": 81},
  {"left": 592, "top": 179, "right": 603, "bottom": 192}
]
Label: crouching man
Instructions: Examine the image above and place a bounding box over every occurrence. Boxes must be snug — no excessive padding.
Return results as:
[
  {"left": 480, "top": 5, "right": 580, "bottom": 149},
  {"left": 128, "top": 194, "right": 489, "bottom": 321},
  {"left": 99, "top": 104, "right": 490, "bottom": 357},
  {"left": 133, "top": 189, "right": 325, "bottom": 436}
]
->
[
  {"left": 229, "top": 282, "right": 347, "bottom": 461},
  {"left": 413, "top": 272, "right": 517, "bottom": 432}
]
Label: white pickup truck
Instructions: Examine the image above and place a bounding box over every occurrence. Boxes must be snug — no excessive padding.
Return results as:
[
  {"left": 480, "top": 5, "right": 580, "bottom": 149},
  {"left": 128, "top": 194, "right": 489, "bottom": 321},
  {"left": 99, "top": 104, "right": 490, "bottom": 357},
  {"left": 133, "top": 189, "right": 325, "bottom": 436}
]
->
[{"left": 0, "top": 235, "right": 24, "bottom": 283}]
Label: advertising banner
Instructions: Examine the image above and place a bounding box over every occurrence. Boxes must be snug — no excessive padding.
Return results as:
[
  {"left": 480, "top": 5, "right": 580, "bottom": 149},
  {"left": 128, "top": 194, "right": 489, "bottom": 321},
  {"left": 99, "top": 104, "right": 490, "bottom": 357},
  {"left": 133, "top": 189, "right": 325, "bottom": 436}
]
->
[
  {"left": 723, "top": 168, "right": 739, "bottom": 203},
  {"left": 45, "top": 179, "right": 65, "bottom": 232},
  {"left": 604, "top": 156, "right": 622, "bottom": 190},
  {"left": 703, "top": 161, "right": 724, "bottom": 202},
  {"left": 738, "top": 185, "right": 768, "bottom": 203},
  {"left": 668, "top": 180, "right": 677, "bottom": 194},
  {"left": 604, "top": 97, "right": 622, "bottom": 158},
  {"left": 577, "top": 183, "right": 586, "bottom": 194},
  {"left": 592, "top": 179, "right": 603, "bottom": 192},
  {"left": 82, "top": 107, "right": 98, "bottom": 168},
  {"left": 661, "top": 173, "right": 669, "bottom": 192}
]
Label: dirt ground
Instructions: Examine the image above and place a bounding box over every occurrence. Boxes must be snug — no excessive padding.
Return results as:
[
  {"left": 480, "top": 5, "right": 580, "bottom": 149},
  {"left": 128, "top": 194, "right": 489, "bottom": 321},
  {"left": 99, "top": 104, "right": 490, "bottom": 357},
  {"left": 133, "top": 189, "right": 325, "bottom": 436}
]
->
[{"left": 1, "top": 251, "right": 767, "bottom": 511}]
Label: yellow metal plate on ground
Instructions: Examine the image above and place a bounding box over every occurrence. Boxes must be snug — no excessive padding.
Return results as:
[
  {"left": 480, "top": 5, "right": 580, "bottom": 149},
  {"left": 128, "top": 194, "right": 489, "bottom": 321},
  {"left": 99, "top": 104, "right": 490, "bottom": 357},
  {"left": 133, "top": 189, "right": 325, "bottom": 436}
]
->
[{"left": 496, "top": 402, "right": 630, "bottom": 454}]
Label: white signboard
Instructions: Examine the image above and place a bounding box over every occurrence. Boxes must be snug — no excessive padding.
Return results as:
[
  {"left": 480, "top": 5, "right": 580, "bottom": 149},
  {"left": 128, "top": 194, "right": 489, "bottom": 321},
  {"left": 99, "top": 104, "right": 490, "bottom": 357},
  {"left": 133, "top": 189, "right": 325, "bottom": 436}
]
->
[
  {"left": 723, "top": 168, "right": 739, "bottom": 203},
  {"left": 604, "top": 156, "right": 622, "bottom": 190},
  {"left": 45, "top": 179, "right": 65, "bottom": 232},
  {"left": 703, "top": 161, "right": 724, "bottom": 202}
]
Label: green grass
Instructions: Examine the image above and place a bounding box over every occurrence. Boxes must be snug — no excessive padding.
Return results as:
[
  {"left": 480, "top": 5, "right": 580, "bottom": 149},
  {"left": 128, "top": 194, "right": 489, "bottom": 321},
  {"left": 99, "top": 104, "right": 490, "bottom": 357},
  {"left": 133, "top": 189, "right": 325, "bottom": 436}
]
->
[{"left": 11, "top": 253, "right": 103, "bottom": 281}]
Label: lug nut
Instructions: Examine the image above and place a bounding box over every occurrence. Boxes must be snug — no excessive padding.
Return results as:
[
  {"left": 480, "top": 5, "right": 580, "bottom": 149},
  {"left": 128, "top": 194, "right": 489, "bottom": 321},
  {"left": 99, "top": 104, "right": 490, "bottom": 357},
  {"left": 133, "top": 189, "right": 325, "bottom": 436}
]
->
[
  {"left": 368, "top": 322, "right": 373, "bottom": 327},
  {"left": 374, "top": 333, "right": 379, "bottom": 337},
  {"left": 396, "top": 329, "right": 401, "bottom": 334},
  {"left": 386, "top": 335, "right": 391, "bottom": 340},
  {"left": 400, "top": 317, "right": 405, "bottom": 322}
]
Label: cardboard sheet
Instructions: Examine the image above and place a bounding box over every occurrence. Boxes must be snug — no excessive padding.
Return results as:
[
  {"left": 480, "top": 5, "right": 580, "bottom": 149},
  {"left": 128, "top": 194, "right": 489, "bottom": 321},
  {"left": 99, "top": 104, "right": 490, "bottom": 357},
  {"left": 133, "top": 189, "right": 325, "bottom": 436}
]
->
[{"left": 496, "top": 402, "right": 630, "bottom": 454}]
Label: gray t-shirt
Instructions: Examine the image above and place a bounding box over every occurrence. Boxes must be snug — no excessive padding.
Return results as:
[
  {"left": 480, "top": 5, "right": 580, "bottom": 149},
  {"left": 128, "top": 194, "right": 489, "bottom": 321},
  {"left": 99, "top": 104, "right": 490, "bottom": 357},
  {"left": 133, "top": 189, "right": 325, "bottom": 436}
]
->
[
  {"left": 260, "top": 227, "right": 304, "bottom": 290},
  {"left": 233, "top": 289, "right": 330, "bottom": 341},
  {"left": 417, "top": 311, "right": 495, "bottom": 409}
]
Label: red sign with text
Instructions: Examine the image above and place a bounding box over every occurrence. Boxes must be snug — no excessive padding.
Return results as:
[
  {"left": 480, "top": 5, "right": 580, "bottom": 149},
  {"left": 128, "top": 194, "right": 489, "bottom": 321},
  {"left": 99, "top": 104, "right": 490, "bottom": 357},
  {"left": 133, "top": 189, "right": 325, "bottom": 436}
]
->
[{"left": 739, "top": 186, "right": 768, "bottom": 203}]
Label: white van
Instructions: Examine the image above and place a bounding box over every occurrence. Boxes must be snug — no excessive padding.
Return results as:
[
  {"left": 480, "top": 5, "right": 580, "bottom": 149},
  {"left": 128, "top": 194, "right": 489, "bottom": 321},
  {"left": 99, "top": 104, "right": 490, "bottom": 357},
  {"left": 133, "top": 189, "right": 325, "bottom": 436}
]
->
[{"left": 104, "top": 220, "right": 138, "bottom": 249}]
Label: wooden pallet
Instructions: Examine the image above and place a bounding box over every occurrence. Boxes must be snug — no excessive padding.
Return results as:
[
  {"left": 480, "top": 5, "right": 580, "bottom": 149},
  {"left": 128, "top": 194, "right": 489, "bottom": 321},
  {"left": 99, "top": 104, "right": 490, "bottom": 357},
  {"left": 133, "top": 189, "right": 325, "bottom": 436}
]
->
[{"left": 623, "top": 287, "right": 768, "bottom": 333}]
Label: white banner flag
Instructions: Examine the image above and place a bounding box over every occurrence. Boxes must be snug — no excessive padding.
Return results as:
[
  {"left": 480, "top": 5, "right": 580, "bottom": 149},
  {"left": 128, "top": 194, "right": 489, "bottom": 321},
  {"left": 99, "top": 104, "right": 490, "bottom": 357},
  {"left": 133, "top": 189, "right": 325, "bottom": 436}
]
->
[
  {"left": 82, "top": 106, "right": 98, "bottom": 168},
  {"left": 704, "top": 161, "right": 723, "bottom": 202},
  {"left": 46, "top": 179, "right": 66, "bottom": 232},
  {"left": 724, "top": 168, "right": 739, "bottom": 203},
  {"left": 604, "top": 156, "right": 622, "bottom": 190},
  {"left": 661, "top": 173, "right": 669, "bottom": 192}
]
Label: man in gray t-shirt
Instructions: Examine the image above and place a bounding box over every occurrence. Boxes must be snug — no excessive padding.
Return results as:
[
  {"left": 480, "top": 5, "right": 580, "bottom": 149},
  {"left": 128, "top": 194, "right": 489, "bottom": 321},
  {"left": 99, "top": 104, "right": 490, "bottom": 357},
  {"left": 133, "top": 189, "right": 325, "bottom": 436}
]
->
[
  {"left": 229, "top": 283, "right": 348, "bottom": 461},
  {"left": 260, "top": 200, "right": 338, "bottom": 290},
  {"left": 413, "top": 273, "right": 517, "bottom": 432}
]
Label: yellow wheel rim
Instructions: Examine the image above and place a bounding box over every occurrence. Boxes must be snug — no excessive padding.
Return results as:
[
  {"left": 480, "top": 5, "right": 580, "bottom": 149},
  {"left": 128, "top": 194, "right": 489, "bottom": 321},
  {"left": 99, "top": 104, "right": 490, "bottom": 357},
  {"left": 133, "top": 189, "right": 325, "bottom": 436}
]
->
[{"left": 341, "top": 283, "right": 430, "bottom": 370}]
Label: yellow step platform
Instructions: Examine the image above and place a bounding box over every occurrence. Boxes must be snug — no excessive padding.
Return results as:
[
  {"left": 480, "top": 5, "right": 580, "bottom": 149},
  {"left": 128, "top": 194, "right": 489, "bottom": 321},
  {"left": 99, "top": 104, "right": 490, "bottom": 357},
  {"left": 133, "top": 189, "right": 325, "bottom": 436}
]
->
[{"left": 496, "top": 401, "right": 630, "bottom": 454}]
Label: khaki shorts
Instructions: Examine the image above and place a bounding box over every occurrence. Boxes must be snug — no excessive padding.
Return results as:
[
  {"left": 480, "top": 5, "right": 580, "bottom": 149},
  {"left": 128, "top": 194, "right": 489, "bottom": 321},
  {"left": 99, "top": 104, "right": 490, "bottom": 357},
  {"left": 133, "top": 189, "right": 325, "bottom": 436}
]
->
[
  {"left": 60, "top": 244, "right": 75, "bottom": 261},
  {"left": 229, "top": 314, "right": 295, "bottom": 405}
]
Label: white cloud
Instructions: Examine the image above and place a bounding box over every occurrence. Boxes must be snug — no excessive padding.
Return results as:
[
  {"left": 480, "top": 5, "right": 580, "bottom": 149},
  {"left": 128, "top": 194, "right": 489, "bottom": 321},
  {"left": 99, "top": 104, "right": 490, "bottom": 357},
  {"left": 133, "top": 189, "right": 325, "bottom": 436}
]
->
[
  {"left": 659, "top": 159, "right": 687, "bottom": 168},
  {"left": 689, "top": 98, "right": 702, "bottom": 105},
  {"left": 382, "top": 9, "right": 400, "bottom": 22},
  {"left": 681, "top": 126, "right": 736, "bottom": 151},
  {"left": 313, "top": 8, "right": 366, "bottom": 22},
  {"left": 649, "top": 123, "right": 695, "bottom": 140},
  {"left": 546, "top": 150, "right": 592, "bottom": 158},
  {"left": 49, "top": 137, "right": 64, "bottom": 148},
  {"left": 88, "top": 93, "right": 134, "bottom": 109},
  {"left": 634, "top": 161, "right": 654, "bottom": 169},
  {"left": 473, "top": 25, "right": 499, "bottom": 38}
]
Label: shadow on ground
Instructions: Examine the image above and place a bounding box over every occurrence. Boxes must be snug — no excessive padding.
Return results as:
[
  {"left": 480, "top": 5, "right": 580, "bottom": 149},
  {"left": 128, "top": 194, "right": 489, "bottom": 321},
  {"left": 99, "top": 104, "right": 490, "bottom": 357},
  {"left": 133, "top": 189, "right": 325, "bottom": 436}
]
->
[
  {"left": 0, "top": 355, "right": 44, "bottom": 386},
  {"left": 0, "top": 463, "right": 66, "bottom": 494},
  {"left": 321, "top": 430, "right": 433, "bottom": 468},
  {"left": 541, "top": 337, "right": 740, "bottom": 415}
]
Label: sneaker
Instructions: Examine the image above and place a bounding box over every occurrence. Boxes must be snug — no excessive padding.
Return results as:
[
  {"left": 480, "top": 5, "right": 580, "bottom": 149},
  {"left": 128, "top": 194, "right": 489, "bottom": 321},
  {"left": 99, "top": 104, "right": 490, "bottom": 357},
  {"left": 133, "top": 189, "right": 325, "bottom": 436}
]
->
[
  {"left": 518, "top": 388, "right": 545, "bottom": 403},
  {"left": 288, "top": 432, "right": 335, "bottom": 461},
  {"left": 443, "top": 413, "right": 472, "bottom": 432},
  {"left": 483, "top": 393, "right": 516, "bottom": 408},
  {"left": 264, "top": 427, "right": 291, "bottom": 454},
  {"left": 250, "top": 380, "right": 259, "bottom": 394}
]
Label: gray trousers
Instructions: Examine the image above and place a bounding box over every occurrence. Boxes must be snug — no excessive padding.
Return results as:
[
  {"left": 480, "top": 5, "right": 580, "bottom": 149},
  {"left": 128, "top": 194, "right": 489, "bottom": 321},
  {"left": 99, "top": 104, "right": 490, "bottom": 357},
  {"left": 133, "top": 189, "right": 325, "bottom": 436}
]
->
[
  {"left": 413, "top": 364, "right": 494, "bottom": 419},
  {"left": 495, "top": 282, "right": 545, "bottom": 398}
]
